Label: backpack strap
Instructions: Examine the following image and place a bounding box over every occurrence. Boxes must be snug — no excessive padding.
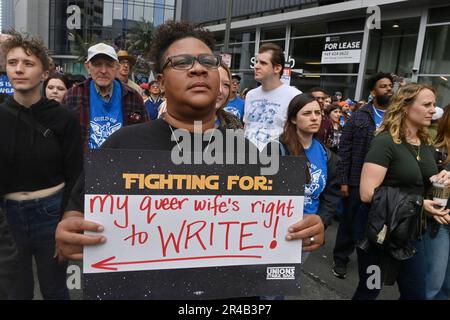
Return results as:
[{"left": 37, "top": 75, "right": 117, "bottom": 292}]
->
[{"left": 2, "top": 102, "right": 54, "bottom": 138}]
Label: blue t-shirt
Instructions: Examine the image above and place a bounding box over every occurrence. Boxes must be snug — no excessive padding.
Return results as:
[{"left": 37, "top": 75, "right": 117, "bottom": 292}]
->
[
  {"left": 89, "top": 80, "right": 123, "bottom": 149},
  {"left": 303, "top": 139, "right": 328, "bottom": 214},
  {"left": 225, "top": 96, "right": 245, "bottom": 121},
  {"left": 373, "top": 106, "right": 386, "bottom": 129},
  {"left": 145, "top": 97, "right": 163, "bottom": 120}
]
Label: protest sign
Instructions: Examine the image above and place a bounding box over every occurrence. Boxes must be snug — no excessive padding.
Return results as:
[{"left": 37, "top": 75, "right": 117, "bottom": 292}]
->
[
  {"left": 0, "top": 74, "right": 14, "bottom": 95},
  {"left": 83, "top": 149, "right": 305, "bottom": 299}
]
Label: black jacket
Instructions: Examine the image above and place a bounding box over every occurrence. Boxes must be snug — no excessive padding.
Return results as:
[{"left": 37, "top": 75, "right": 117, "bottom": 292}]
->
[
  {"left": 278, "top": 141, "right": 342, "bottom": 228},
  {"left": 359, "top": 185, "right": 424, "bottom": 261}
]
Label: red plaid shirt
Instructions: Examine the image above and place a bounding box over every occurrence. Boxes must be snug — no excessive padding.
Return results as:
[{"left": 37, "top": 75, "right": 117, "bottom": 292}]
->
[{"left": 63, "top": 79, "right": 149, "bottom": 151}]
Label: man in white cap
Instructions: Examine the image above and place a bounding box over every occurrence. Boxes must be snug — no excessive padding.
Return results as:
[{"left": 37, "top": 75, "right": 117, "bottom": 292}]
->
[{"left": 63, "top": 43, "right": 148, "bottom": 151}]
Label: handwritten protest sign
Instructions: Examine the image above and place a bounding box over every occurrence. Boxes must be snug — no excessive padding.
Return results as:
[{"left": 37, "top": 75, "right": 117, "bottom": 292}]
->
[{"left": 83, "top": 149, "right": 306, "bottom": 299}]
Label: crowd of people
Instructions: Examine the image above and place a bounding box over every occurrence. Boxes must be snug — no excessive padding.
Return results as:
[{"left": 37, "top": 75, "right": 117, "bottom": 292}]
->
[{"left": 0, "top": 20, "right": 449, "bottom": 301}]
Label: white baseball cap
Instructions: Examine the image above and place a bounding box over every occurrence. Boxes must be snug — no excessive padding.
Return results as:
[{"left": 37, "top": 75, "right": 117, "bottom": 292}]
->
[{"left": 86, "top": 43, "right": 118, "bottom": 62}]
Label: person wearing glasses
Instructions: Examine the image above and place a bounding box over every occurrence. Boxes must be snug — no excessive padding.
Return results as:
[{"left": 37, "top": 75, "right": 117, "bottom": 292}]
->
[
  {"left": 144, "top": 80, "right": 164, "bottom": 120},
  {"left": 55, "top": 22, "right": 323, "bottom": 298},
  {"left": 62, "top": 43, "right": 148, "bottom": 151},
  {"left": 116, "top": 50, "right": 142, "bottom": 94},
  {"left": 224, "top": 73, "right": 245, "bottom": 121}
]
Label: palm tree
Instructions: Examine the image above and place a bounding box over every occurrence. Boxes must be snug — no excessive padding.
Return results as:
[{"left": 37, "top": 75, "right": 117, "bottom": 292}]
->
[
  {"left": 70, "top": 32, "right": 115, "bottom": 63},
  {"left": 126, "top": 19, "right": 154, "bottom": 59},
  {"left": 125, "top": 19, "right": 155, "bottom": 81}
]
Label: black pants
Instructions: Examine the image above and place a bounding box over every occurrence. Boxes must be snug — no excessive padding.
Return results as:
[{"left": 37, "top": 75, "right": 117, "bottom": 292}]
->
[{"left": 333, "top": 186, "right": 361, "bottom": 264}]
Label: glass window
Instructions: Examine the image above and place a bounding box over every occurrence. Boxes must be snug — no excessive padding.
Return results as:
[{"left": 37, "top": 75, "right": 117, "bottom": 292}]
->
[
  {"left": 214, "top": 31, "right": 225, "bottom": 45},
  {"left": 292, "top": 18, "right": 364, "bottom": 37},
  {"left": 260, "top": 40, "right": 285, "bottom": 52},
  {"left": 261, "top": 27, "right": 286, "bottom": 40},
  {"left": 291, "top": 74, "right": 358, "bottom": 99},
  {"left": 289, "top": 37, "right": 359, "bottom": 74},
  {"left": 113, "top": 1, "right": 123, "bottom": 20},
  {"left": 229, "top": 30, "right": 256, "bottom": 43},
  {"left": 229, "top": 42, "right": 255, "bottom": 70},
  {"left": 418, "top": 76, "right": 450, "bottom": 107},
  {"left": 428, "top": 5, "right": 450, "bottom": 24},
  {"left": 237, "top": 71, "right": 258, "bottom": 96},
  {"left": 366, "top": 18, "right": 419, "bottom": 78},
  {"left": 421, "top": 25, "right": 450, "bottom": 75},
  {"left": 292, "top": 22, "right": 327, "bottom": 37},
  {"left": 134, "top": 3, "right": 144, "bottom": 21},
  {"left": 143, "top": 1, "right": 154, "bottom": 23},
  {"left": 103, "top": 2, "right": 113, "bottom": 26}
]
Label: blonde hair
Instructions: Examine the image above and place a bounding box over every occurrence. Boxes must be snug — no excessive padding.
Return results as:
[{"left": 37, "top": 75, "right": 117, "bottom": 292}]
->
[
  {"left": 218, "top": 61, "right": 232, "bottom": 109},
  {"left": 377, "top": 83, "right": 435, "bottom": 145}
]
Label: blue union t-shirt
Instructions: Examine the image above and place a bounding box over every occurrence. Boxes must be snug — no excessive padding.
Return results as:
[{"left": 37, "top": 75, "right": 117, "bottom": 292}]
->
[
  {"left": 89, "top": 80, "right": 124, "bottom": 149},
  {"left": 303, "top": 139, "right": 328, "bottom": 214},
  {"left": 225, "top": 96, "right": 245, "bottom": 121}
]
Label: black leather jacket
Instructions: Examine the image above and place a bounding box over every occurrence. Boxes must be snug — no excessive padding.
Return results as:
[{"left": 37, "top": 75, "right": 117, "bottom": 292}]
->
[{"left": 359, "top": 185, "right": 424, "bottom": 261}]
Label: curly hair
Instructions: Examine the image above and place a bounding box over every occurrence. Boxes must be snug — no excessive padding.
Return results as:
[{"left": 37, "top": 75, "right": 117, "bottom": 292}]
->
[
  {"left": 377, "top": 83, "right": 436, "bottom": 145},
  {"left": 1, "top": 30, "right": 50, "bottom": 71},
  {"left": 149, "top": 20, "right": 216, "bottom": 74}
]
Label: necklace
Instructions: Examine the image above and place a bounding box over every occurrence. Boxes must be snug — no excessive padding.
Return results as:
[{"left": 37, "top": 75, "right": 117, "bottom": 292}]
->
[
  {"left": 409, "top": 143, "right": 421, "bottom": 161},
  {"left": 169, "top": 124, "right": 216, "bottom": 154}
]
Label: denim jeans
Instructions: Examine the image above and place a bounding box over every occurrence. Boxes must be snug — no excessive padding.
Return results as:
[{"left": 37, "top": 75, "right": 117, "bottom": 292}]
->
[
  {"left": 352, "top": 240, "right": 427, "bottom": 300},
  {"left": 1, "top": 189, "right": 69, "bottom": 300},
  {"left": 423, "top": 224, "right": 450, "bottom": 300},
  {"left": 333, "top": 186, "right": 361, "bottom": 265}
]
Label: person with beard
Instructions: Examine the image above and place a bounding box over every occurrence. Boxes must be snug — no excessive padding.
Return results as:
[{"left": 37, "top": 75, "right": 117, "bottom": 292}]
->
[{"left": 331, "top": 73, "right": 394, "bottom": 279}]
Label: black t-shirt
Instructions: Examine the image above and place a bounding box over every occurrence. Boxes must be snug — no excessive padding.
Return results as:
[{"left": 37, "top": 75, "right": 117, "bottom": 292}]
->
[
  {"left": 66, "top": 119, "right": 257, "bottom": 212},
  {"left": 365, "top": 131, "right": 438, "bottom": 194}
]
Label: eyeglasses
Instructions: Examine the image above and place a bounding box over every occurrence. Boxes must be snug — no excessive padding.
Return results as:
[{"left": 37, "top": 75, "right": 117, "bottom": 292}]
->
[{"left": 162, "top": 54, "right": 222, "bottom": 70}]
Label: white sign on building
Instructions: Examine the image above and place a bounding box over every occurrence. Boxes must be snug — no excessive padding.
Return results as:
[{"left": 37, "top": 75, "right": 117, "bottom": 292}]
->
[{"left": 321, "top": 35, "right": 363, "bottom": 64}]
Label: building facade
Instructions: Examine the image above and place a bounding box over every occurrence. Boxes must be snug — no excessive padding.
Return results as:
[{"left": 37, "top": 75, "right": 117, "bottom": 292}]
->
[
  {"left": 178, "top": 0, "right": 450, "bottom": 106},
  {"left": 1, "top": 0, "right": 175, "bottom": 74}
]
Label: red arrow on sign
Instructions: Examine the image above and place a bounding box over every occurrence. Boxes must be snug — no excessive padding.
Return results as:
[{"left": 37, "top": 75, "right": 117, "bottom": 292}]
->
[{"left": 91, "top": 254, "right": 263, "bottom": 271}]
